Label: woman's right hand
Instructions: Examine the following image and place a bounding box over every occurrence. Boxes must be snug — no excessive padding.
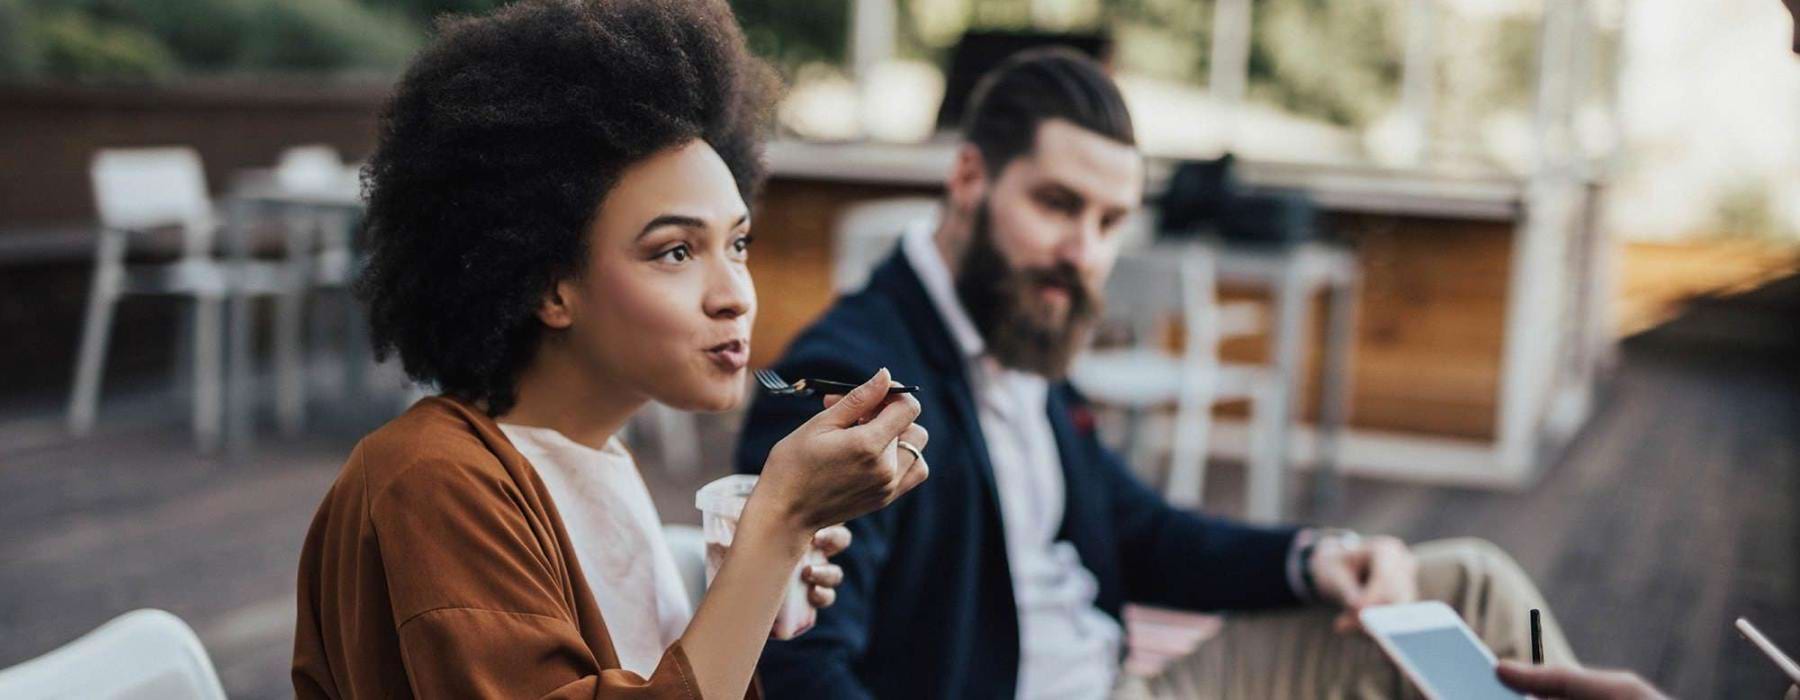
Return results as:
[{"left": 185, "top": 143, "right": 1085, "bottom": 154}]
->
[{"left": 753, "top": 368, "right": 930, "bottom": 533}]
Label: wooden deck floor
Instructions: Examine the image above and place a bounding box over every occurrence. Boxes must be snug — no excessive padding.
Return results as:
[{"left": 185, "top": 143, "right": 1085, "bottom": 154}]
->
[{"left": 1, "top": 277, "right": 1794, "bottom": 699}]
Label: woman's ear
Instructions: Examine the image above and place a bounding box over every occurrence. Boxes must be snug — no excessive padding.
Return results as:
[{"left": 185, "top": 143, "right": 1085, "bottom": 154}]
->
[{"left": 536, "top": 280, "right": 577, "bottom": 329}]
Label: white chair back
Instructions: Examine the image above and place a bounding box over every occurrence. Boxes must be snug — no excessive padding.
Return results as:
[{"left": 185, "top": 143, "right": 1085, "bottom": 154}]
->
[
  {"left": 275, "top": 144, "right": 350, "bottom": 195},
  {"left": 1099, "top": 249, "right": 1222, "bottom": 366},
  {"left": 832, "top": 197, "right": 940, "bottom": 294},
  {"left": 90, "top": 148, "right": 215, "bottom": 257},
  {"left": 0, "top": 609, "right": 227, "bottom": 700}
]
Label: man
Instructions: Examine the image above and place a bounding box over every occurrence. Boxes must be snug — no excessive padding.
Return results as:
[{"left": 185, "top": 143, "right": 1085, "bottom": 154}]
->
[{"left": 734, "top": 48, "right": 1573, "bottom": 698}]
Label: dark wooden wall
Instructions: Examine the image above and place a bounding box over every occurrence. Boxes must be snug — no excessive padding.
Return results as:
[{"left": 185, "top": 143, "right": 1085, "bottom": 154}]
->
[
  {"left": 0, "top": 83, "right": 386, "bottom": 400},
  {"left": 0, "top": 82, "right": 385, "bottom": 231}
]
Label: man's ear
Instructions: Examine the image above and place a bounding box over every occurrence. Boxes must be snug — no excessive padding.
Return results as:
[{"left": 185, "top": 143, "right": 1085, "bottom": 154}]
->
[
  {"left": 946, "top": 143, "right": 990, "bottom": 214},
  {"left": 536, "top": 280, "right": 576, "bottom": 330}
]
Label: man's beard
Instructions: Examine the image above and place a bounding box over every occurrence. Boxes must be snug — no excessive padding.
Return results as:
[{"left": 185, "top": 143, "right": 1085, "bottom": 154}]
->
[{"left": 953, "top": 200, "right": 1102, "bottom": 379}]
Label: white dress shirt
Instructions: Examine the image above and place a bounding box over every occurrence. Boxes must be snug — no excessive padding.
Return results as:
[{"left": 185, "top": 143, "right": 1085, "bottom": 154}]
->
[
  {"left": 902, "top": 220, "right": 1123, "bottom": 699},
  {"left": 498, "top": 424, "right": 694, "bottom": 678}
]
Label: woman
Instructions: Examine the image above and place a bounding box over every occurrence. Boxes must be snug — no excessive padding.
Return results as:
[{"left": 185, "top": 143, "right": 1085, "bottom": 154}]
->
[{"left": 291, "top": 1, "right": 929, "bottom": 697}]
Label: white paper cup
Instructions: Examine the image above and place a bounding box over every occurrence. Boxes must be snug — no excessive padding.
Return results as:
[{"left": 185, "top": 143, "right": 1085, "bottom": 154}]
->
[{"left": 695, "top": 474, "right": 822, "bottom": 640}]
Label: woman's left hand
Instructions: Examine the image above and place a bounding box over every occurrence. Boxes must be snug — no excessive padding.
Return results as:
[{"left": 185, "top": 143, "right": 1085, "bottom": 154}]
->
[{"left": 800, "top": 525, "right": 851, "bottom": 609}]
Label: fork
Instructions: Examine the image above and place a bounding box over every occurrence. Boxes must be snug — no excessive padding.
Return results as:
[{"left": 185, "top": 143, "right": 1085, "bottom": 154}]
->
[{"left": 753, "top": 369, "right": 919, "bottom": 397}]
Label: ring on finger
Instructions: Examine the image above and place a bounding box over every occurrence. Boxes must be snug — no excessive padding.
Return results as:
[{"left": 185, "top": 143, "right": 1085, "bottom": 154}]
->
[{"left": 896, "top": 440, "right": 924, "bottom": 466}]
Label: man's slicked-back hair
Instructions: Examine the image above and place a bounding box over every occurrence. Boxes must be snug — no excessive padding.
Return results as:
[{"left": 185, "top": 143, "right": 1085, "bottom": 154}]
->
[{"left": 960, "top": 47, "right": 1135, "bottom": 176}]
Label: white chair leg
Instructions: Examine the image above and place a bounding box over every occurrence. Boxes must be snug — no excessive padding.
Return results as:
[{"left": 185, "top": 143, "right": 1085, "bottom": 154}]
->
[
  {"left": 1163, "top": 411, "right": 1209, "bottom": 510},
  {"left": 68, "top": 261, "right": 121, "bottom": 437},
  {"left": 1164, "top": 371, "right": 1216, "bottom": 511},
  {"left": 193, "top": 296, "right": 224, "bottom": 453},
  {"left": 1243, "top": 378, "right": 1285, "bottom": 524},
  {"left": 274, "top": 288, "right": 306, "bottom": 437},
  {"left": 307, "top": 290, "right": 344, "bottom": 401},
  {"left": 275, "top": 210, "right": 319, "bottom": 436},
  {"left": 171, "top": 300, "right": 195, "bottom": 402},
  {"left": 1120, "top": 406, "right": 1158, "bottom": 482}
]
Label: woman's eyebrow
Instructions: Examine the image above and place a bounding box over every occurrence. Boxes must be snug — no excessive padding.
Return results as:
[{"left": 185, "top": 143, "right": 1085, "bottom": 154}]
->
[
  {"left": 635, "top": 212, "right": 751, "bottom": 239},
  {"left": 637, "top": 214, "right": 708, "bottom": 239}
]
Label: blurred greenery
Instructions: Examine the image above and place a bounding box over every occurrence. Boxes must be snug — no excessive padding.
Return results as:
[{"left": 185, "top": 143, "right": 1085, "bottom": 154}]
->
[
  {"left": 882, "top": 0, "right": 1409, "bottom": 128},
  {"left": 31, "top": 8, "right": 177, "bottom": 81},
  {"left": 242, "top": 0, "right": 420, "bottom": 72},
  {"left": 0, "top": 0, "right": 1549, "bottom": 140},
  {"left": 733, "top": 0, "right": 847, "bottom": 73},
  {"left": 1247, "top": 0, "right": 1400, "bottom": 127},
  {"left": 0, "top": 0, "right": 42, "bottom": 79},
  {"left": 0, "top": 0, "right": 490, "bottom": 83}
]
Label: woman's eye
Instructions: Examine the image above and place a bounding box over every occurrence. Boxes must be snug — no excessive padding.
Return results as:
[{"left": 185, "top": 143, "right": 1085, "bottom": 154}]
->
[
  {"left": 657, "top": 244, "right": 692, "bottom": 263},
  {"left": 732, "top": 235, "right": 753, "bottom": 256}
]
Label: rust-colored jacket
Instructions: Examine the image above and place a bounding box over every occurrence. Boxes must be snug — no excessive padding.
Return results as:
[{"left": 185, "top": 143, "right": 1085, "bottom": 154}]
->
[{"left": 293, "top": 396, "right": 736, "bottom": 699}]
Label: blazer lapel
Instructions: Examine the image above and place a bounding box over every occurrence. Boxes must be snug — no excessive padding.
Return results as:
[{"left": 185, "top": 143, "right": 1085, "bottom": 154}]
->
[
  {"left": 867, "top": 252, "right": 1003, "bottom": 515},
  {"left": 1047, "top": 388, "right": 1105, "bottom": 570}
]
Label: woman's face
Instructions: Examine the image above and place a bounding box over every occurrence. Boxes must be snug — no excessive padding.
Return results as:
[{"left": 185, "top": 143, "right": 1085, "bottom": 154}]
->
[{"left": 550, "top": 139, "right": 756, "bottom": 413}]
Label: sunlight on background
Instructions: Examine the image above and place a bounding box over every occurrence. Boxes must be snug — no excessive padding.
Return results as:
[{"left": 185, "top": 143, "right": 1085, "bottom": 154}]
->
[{"left": 754, "top": 0, "right": 1800, "bottom": 245}]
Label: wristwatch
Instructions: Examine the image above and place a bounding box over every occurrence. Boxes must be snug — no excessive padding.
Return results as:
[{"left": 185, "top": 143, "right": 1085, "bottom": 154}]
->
[{"left": 1297, "top": 528, "right": 1364, "bottom": 601}]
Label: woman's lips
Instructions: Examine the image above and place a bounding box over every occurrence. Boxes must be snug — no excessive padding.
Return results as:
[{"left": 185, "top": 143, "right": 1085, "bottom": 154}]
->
[{"left": 705, "top": 339, "right": 749, "bottom": 371}]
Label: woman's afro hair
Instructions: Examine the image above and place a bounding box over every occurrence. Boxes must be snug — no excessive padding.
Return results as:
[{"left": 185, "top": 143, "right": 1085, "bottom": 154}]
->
[{"left": 356, "top": 0, "right": 775, "bottom": 415}]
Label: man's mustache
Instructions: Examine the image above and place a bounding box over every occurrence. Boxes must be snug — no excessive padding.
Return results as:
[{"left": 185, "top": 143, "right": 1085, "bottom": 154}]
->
[{"left": 1018, "top": 264, "right": 1094, "bottom": 306}]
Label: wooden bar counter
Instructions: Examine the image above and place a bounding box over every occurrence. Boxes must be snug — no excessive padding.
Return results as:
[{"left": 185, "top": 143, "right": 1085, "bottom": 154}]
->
[{"left": 749, "top": 140, "right": 1609, "bottom": 487}]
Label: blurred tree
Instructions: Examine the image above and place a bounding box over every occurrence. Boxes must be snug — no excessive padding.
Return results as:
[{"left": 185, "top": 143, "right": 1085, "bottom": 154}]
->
[
  {"left": 241, "top": 0, "right": 419, "bottom": 73},
  {"left": 72, "top": 0, "right": 261, "bottom": 71},
  {"left": 0, "top": 0, "right": 44, "bottom": 79},
  {"left": 364, "top": 0, "right": 507, "bottom": 23},
  {"left": 0, "top": 0, "right": 1526, "bottom": 144},
  {"left": 1247, "top": 0, "right": 1400, "bottom": 127},
  {"left": 4, "top": 0, "right": 422, "bottom": 81},
  {"left": 31, "top": 8, "right": 177, "bottom": 82},
  {"left": 891, "top": 0, "right": 1406, "bottom": 128},
  {"left": 730, "top": 0, "right": 846, "bottom": 76}
]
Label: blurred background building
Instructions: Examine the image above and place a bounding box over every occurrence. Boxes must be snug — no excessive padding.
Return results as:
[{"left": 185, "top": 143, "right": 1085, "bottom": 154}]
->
[{"left": 0, "top": 1, "right": 1795, "bottom": 698}]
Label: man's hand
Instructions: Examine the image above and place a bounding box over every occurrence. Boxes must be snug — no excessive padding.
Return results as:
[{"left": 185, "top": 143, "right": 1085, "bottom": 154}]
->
[
  {"left": 1495, "top": 661, "right": 1667, "bottom": 699},
  {"left": 1307, "top": 534, "right": 1418, "bottom": 633}
]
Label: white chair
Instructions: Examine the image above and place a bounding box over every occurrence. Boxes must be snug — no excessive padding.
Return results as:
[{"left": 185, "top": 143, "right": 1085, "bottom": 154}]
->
[
  {"left": 273, "top": 145, "right": 349, "bottom": 195},
  {"left": 69, "top": 148, "right": 229, "bottom": 451},
  {"left": 1070, "top": 247, "right": 1288, "bottom": 522},
  {"left": 272, "top": 145, "right": 365, "bottom": 422},
  {"left": 0, "top": 609, "right": 227, "bottom": 700},
  {"left": 70, "top": 147, "right": 310, "bottom": 451},
  {"left": 831, "top": 197, "right": 940, "bottom": 293}
]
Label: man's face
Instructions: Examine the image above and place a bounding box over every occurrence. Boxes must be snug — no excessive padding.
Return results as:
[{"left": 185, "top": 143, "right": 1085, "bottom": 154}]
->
[{"left": 953, "top": 119, "right": 1143, "bottom": 377}]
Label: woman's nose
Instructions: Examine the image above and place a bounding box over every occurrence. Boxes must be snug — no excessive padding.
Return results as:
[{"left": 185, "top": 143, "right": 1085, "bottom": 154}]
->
[{"left": 703, "top": 262, "right": 754, "bottom": 320}]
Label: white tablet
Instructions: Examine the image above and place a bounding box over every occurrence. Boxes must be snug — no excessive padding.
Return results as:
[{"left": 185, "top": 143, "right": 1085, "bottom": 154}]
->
[{"left": 1360, "top": 602, "right": 1525, "bottom": 700}]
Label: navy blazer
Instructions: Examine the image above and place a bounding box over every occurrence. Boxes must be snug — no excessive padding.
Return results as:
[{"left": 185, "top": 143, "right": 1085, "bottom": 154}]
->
[{"left": 733, "top": 250, "right": 1303, "bottom": 699}]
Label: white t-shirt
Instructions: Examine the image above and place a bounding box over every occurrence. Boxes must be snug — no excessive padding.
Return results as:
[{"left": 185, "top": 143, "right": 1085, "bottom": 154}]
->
[
  {"left": 498, "top": 424, "right": 694, "bottom": 678},
  {"left": 902, "top": 220, "right": 1123, "bottom": 699}
]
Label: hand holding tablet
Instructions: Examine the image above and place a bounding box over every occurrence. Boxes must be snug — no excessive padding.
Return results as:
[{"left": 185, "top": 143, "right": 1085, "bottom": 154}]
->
[
  {"left": 1362, "top": 602, "right": 1675, "bottom": 700},
  {"left": 1360, "top": 602, "right": 1525, "bottom": 700}
]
